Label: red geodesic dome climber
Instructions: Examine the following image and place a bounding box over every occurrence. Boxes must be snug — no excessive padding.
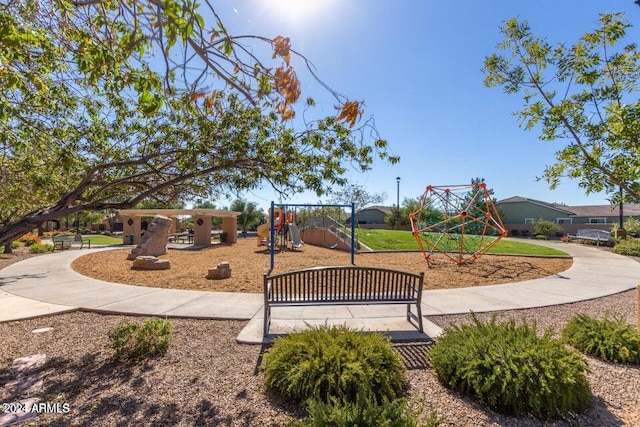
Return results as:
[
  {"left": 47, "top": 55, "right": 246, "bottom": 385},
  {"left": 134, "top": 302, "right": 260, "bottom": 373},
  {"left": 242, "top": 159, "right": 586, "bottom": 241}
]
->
[{"left": 409, "top": 183, "right": 507, "bottom": 266}]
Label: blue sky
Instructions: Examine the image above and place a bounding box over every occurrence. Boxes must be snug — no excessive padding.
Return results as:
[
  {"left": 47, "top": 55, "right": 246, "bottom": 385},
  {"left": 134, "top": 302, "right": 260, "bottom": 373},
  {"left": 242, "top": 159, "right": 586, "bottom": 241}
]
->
[{"left": 210, "top": 0, "right": 640, "bottom": 212}]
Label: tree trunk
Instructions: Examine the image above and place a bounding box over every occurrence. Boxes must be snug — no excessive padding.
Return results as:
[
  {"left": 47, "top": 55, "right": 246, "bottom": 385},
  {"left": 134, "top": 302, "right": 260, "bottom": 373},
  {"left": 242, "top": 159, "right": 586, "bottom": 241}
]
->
[{"left": 3, "top": 243, "right": 12, "bottom": 254}]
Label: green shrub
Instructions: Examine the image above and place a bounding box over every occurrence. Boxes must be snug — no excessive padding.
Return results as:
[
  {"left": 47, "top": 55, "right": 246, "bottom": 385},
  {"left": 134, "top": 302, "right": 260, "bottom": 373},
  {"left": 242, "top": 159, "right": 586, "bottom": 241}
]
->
[
  {"left": 108, "top": 318, "right": 173, "bottom": 361},
  {"left": 562, "top": 313, "right": 640, "bottom": 364},
  {"left": 532, "top": 219, "right": 563, "bottom": 238},
  {"left": 612, "top": 218, "right": 640, "bottom": 237},
  {"left": 535, "top": 234, "right": 548, "bottom": 240},
  {"left": 612, "top": 239, "right": 640, "bottom": 257},
  {"left": 11, "top": 241, "right": 23, "bottom": 249},
  {"left": 29, "top": 243, "right": 54, "bottom": 253},
  {"left": 263, "top": 326, "right": 406, "bottom": 404},
  {"left": 428, "top": 315, "right": 592, "bottom": 419},
  {"left": 18, "top": 232, "right": 41, "bottom": 246},
  {"left": 289, "top": 393, "right": 441, "bottom": 427}
]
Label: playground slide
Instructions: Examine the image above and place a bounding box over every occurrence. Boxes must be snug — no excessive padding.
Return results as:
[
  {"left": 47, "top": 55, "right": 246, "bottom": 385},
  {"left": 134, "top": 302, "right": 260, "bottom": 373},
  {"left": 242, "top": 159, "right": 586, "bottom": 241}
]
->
[
  {"left": 256, "top": 215, "right": 282, "bottom": 244},
  {"left": 288, "top": 222, "right": 304, "bottom": 251}
]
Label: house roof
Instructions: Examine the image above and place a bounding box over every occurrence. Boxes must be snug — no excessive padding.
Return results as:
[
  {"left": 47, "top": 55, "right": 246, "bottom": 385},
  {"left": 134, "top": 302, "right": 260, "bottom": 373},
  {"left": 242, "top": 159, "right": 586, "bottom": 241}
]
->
[
  {"left": 496, "top": 196, "right": 575, "bottom": 215},
  {"left": 557, "top": 204, "right": 640, "bottom": 218},
  {"left": 358, "top": 205, "right": 392, "bottom": 214},
  {"left": 497, "top": 196, "right": 640, "bottom": 218}
]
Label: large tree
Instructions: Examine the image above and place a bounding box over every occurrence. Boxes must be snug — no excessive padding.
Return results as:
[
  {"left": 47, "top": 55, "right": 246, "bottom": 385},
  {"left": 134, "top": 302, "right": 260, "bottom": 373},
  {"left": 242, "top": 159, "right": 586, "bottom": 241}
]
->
[
  {"left": 384, "top": 196, "right": 430, "bottom": 227},
  {"left": 483, "top": 13, "right": 640, "bottom": 202},
  {"left": 229, "top": 199, "right": 263, "bottom": 233},
  {"left": 0, "top": 0, "right": 397, "bottom": 248},
  {"left": 328, "top": 183, "right": 387, "bottom": 223}
]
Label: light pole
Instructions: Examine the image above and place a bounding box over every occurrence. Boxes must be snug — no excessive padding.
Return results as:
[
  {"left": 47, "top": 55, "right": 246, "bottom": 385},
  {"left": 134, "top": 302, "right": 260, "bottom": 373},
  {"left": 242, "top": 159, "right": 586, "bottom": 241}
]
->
[
  {"left": 396, "top": 177, "right": 401, "bottom": 230},
  {"left": 617, "top": 185, "right": 627, "bottom": 239}
]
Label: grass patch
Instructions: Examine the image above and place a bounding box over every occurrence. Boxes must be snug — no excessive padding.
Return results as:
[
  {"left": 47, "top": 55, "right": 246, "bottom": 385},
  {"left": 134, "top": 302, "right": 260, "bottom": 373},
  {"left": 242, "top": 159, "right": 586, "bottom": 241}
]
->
[
  {"left": 43, "top": 234, "right": 123, "bottom": 246},
  {"left": 357, "top": 229, "right": 568, "bottom": 256},
  {"left": 80, "top": 234, "right": 123, "bottom": 245}
]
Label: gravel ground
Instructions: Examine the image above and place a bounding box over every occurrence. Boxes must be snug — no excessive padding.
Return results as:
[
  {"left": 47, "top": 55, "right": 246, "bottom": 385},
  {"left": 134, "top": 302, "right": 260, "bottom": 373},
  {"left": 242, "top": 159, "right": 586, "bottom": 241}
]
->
[
  {"left": 0, "top": 291, "right": 638, "bottom": 426},
  {"left": 1, "top": 248, "right": 639, "bottom": 426}
]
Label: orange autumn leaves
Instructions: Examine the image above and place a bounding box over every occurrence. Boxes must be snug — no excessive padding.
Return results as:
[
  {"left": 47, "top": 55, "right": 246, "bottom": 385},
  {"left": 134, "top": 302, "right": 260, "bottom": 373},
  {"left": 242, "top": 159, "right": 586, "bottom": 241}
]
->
[
  {"left": 194, "top": 34, "right": 361, "bottom": 127},
  {"left": 271, "top": 36, "right": 362, "bottom": 127}
]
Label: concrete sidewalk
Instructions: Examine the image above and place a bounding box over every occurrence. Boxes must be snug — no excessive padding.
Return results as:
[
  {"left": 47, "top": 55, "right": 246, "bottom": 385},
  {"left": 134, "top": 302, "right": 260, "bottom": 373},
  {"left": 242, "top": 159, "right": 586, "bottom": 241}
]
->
[{"left": 1, "top": 242, "right": 638, "bottom": 344}]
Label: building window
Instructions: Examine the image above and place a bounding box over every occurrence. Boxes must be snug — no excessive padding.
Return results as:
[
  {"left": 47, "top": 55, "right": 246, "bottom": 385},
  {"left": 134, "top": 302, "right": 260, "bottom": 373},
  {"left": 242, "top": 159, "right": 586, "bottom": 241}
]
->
[
  {"left": 524, "top": 218, "right": 534, "bottom": 224},
  {"left": 588, "top": 218, "right": 606, "bottom": 224},
  {"left": 556, "top": 218, "right": 573, "bottom": 224}
]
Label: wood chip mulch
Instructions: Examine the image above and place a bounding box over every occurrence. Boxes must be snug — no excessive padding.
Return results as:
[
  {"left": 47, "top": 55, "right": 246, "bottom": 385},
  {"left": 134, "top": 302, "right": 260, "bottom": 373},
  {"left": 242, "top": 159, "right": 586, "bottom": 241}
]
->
[{"left": 70, "top": 239, "right": 572, "bottom": 293}]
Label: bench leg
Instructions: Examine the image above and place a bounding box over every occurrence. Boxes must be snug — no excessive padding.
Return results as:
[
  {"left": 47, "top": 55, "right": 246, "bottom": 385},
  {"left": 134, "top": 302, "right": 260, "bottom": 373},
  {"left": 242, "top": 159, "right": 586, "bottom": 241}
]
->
[
  {"left": 407, "top": 303, "right": 424, "bottom": 333},
  {"left": 263, "top": 305, "right": 271, "bottom": 338}
]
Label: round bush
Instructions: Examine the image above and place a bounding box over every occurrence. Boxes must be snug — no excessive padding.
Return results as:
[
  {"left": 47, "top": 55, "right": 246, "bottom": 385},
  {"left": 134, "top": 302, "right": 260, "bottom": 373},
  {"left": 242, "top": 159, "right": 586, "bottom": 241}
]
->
[
  {"left": 562, "top": 313, "right": 640, "bottom": 364},
  {"left": 108, "top": 318, "right": 173, "bottom": 361},
  {"left": 263, "top": 326, "right": 406, "bottom": 404},
  {"left": 428, "top": 315, "right": 592, "bottom": 419},
  {"left": 612, "top": 239, "right": 640, "bottom": 257},
  {"left": 18, "top": 232, "right": 41, "bottom": 246},
  {"left": 29, "top": 243, "right": 54, "bottom": 253},
  {"left": 289, "top": 393, "right": 439, "bottom": 427}
]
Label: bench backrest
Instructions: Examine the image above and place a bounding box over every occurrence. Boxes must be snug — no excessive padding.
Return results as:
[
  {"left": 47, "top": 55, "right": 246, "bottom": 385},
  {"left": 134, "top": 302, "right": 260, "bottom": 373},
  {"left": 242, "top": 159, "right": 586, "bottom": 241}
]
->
[
  {"left": 264, "top": 266, "right": 424, "bottom": 303},
  {"left": 53, "top": 235, "right": 75, "bottom": 242},
  {"left": 576, "top": 229, "right": 610, "bottom": 240}
]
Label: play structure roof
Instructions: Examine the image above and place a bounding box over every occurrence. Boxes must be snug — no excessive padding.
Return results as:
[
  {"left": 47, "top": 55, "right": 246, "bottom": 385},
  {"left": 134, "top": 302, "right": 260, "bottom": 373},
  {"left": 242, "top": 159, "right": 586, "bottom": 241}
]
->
[{"left": 118, "top": 209, "right": 241, "bottom": 217}]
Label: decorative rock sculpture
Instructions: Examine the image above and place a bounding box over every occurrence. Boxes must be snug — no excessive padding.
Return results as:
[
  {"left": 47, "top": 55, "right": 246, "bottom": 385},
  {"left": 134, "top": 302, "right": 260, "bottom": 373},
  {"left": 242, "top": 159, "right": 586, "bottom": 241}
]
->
[
  {"left": 132, "top": 255, "right": 172, "bottom": 270},
  {"left": 206, "top": 261, "right": 231, "bottom": 280},
  {"left": 127, "top": 216, "right": 172, "bottom": 260}
]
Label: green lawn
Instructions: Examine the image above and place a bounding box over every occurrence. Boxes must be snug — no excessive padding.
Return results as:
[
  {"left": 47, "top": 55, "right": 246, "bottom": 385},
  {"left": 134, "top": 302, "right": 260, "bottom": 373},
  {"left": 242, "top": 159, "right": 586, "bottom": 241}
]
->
[
  {"left": 356, "top": 229, "right": 568, "bottom": 256},
  {"left": 76, "top": 234, "right": 123, "bottom": 245}
]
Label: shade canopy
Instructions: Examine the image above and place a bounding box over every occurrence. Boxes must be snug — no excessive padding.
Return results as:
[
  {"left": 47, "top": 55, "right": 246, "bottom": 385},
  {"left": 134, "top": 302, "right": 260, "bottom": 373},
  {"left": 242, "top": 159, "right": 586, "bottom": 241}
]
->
[{"left": 118, "top": 209, "right": 241, "bottom": 217}]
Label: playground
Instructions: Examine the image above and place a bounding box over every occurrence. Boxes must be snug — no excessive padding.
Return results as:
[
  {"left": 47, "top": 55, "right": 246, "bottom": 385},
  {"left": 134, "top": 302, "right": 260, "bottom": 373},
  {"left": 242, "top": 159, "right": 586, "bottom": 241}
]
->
[{"left": 71, "top": 239, "right": 572, "bottom": 293}]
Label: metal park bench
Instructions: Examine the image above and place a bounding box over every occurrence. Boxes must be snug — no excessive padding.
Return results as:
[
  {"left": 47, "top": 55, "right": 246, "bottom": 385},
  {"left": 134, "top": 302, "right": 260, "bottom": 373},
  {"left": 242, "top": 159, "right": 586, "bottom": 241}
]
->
[
  {"left": 566, "top": 229, "right": 611, "bottom": 246},
  {"left": 263, "top": 266, "right": 424, "bottom": 336},
  {"left": 52, "top": 234, "right": 91, "bottom": 252}
]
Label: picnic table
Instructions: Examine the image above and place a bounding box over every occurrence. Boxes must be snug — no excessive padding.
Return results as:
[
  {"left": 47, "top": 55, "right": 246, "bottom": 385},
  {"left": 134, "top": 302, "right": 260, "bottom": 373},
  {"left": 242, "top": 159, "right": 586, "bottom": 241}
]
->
[{"left": 168, "top": 233, "right": 194, "bottom": 244}]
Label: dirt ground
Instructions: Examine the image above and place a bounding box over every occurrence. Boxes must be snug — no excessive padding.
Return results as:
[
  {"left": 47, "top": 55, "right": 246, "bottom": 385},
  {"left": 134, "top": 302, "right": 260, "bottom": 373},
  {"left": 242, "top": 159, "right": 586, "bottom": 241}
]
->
[{"left": 71, "top": 239, "right": 572, "bottom": 293}]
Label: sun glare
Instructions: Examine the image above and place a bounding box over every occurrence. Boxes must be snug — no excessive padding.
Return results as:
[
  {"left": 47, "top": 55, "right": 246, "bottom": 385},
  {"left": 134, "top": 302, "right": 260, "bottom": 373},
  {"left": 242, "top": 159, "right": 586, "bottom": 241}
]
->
[{"left": 262, "top": 0, "right": 332, "bottom": 24}]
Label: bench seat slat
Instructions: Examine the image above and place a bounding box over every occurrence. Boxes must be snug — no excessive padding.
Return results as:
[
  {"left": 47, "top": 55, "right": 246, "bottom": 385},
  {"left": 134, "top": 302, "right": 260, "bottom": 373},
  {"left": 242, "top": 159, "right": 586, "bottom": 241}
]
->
[
  {"left": 263, "top": 266, "right": 424, "bottom": 336},
  {"left": 567, "top": 229, "right": 611, "bottom": 246}
]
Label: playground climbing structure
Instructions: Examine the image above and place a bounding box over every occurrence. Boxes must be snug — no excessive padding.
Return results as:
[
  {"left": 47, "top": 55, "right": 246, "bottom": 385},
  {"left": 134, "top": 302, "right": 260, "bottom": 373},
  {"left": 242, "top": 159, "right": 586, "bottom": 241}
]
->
[{"left": 409, "top": 183, "right": 507, "bottom": 266}]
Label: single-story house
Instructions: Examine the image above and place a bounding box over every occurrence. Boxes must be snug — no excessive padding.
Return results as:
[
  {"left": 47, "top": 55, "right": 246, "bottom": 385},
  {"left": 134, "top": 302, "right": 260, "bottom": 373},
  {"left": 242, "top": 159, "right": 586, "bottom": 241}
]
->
[
  {"left": 347, "top": 205, "right": 392, "bottom": 226},
  {"left": 496, "top": 196, "right": 640, "bottom": 235}
]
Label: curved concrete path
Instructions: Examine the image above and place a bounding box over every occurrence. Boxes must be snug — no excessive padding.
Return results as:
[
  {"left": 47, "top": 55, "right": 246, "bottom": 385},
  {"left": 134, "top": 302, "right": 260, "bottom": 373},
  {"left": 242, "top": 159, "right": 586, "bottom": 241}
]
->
[{"left": 0, "top": 241, "right": 638, "bottom": 343}]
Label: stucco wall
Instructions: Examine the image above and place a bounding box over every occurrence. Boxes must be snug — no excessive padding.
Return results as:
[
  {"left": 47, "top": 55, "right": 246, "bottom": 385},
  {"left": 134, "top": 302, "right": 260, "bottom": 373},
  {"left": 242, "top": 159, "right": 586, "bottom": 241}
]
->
[
  {"left": 498, "top": 201, "right": 570, "bottom": 224},
  {"left": 301, "top": 228, "right": 352, "bottom": 252}
]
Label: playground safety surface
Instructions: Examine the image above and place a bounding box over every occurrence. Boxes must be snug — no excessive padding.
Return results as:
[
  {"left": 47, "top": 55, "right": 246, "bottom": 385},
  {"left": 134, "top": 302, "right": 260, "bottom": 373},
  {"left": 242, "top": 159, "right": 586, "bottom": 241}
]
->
[{"left": 69, "top": 239, "right": 572, "bottom": 293}]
